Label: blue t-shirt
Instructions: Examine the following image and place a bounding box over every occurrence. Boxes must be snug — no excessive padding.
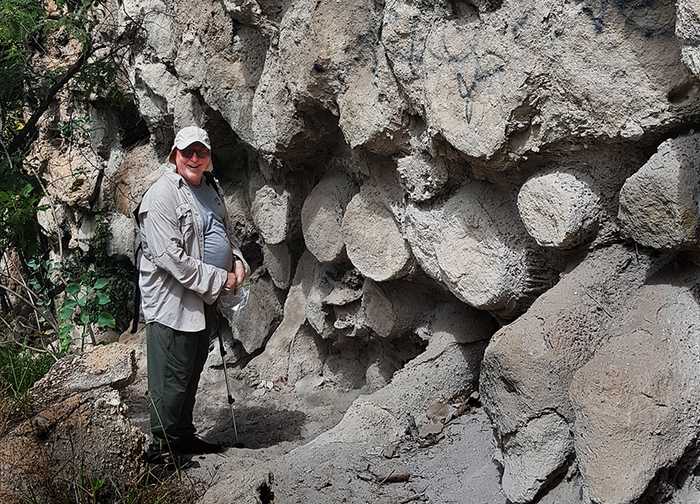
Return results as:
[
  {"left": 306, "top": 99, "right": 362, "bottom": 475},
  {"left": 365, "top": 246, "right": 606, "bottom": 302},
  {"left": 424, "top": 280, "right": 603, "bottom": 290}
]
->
[{"left": 188, "top": 181, "right": 233, "bottom": 271}]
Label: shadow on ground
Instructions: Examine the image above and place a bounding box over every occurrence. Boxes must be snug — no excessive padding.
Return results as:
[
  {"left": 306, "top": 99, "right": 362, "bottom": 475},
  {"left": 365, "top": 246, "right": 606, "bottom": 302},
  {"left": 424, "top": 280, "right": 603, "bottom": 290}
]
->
[{"left": 206, "top": 406, "right": 307, "bottom": 449}]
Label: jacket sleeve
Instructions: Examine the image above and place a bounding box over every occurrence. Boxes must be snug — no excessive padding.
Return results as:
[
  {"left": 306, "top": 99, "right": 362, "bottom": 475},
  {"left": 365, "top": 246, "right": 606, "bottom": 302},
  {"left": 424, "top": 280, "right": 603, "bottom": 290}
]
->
[{"left": 139, "top": 186, "right": 228, "bottom": 304}]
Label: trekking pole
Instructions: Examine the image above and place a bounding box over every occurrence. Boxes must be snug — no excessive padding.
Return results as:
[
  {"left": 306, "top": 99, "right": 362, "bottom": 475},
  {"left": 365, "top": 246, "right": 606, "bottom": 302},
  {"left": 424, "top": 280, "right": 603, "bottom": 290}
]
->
[{"left": 217, "top": 331, "right": 239, "bottom": 444}]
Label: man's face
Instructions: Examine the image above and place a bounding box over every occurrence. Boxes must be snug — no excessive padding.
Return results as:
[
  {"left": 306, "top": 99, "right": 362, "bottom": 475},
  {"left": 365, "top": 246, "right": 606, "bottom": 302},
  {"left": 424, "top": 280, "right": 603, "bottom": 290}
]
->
[{"left": 175, "top": 142, "right": 211, "bottom": 186}]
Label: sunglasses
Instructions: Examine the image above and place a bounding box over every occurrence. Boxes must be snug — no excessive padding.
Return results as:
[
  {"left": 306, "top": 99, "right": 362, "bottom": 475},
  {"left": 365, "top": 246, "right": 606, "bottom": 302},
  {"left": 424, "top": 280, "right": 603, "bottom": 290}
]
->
[{"left": 179, "top": 146, "right": 211, "bottom": 159}]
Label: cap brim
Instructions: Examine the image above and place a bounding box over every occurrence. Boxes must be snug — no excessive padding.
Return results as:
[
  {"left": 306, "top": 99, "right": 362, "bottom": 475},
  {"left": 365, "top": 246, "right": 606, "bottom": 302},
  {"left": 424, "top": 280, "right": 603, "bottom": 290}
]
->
[{"left": 173, "top": 138, "right": 211, "bottom": 150}]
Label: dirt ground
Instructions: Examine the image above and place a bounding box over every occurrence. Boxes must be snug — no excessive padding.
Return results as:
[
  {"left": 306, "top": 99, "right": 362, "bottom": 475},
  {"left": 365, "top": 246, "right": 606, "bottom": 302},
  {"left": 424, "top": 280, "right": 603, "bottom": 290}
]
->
[{"left": 121, "top": 332, "right": 506, "bottom": 503}]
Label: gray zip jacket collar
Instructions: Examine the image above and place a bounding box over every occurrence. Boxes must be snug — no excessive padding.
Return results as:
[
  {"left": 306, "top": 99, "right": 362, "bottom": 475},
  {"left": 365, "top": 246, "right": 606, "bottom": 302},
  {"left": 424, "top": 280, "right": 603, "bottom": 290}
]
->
[{"left": 138, "top": 169, "right": 248, "bottom": 331}]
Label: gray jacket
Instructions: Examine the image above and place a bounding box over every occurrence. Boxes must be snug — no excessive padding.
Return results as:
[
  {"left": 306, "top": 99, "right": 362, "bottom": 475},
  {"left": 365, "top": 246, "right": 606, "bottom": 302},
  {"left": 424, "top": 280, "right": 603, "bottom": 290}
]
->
[{"left": 137, "top": 169, "right": 249, "bottom": 331}]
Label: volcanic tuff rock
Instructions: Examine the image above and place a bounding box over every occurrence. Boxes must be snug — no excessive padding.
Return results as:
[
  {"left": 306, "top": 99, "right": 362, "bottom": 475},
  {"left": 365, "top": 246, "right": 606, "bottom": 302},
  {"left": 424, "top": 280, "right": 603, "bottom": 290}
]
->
[
  {"left": 618, "top": 132, "right": 700, "bottom": 250},
  {"left": 570, "top": 262, "right": 700, "bottom": 504},
  {"left": 517, "top": 170, "right": 602, "bottom": 249},
  {"left": 26, "top": 0, "right": 700, "bottom": 502},
  {"left": 405, "top": 180, "right": 556, "bottom": 318},
  {"left": 480, "top": 244, "right": 669, "bottom": 503},
  {"left": 0, "top": 345, "right": 144, "bottom": 503}
]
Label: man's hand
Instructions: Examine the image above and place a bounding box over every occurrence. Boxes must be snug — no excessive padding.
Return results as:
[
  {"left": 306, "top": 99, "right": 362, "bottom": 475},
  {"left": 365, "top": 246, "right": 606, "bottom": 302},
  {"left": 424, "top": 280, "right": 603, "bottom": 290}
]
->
[
  {"left": 234, "top": 258, "right": 246, "bottom": 285},
  {"left": 224, "top": 260, "right": 246, "bottom": 291},
  {"left": 225, "top": 271, "right": 238, "bottom": 290}
]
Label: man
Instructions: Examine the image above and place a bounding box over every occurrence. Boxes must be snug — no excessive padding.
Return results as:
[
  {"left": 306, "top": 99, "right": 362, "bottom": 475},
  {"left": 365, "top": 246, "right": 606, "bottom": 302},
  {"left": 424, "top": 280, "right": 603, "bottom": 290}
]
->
[{"left": 137, "top": 126, "right": 248, "bottom": 461}]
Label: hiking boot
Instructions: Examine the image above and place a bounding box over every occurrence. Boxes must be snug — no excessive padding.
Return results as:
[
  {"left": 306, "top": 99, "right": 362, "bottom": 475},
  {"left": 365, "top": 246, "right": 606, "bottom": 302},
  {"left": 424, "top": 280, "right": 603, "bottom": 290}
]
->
[
  {"left": 144, "top": 442, "right": 195, "bottom": 468},
  {"left": 175, "top": 436, "right": 224, "bottom": 455}
]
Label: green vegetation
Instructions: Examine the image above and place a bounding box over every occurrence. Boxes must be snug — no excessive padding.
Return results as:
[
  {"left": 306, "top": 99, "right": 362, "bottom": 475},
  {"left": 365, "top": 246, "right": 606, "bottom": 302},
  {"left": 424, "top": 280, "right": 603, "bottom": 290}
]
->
[
  {"left": 0, "top": 0, "right": 141, "bottom": 414},
  {"left": 0, "top": 342, "right": 54, "bottom": 399},
  {"left": 0, "top": 0, "right": 141, "bottom": 350}
]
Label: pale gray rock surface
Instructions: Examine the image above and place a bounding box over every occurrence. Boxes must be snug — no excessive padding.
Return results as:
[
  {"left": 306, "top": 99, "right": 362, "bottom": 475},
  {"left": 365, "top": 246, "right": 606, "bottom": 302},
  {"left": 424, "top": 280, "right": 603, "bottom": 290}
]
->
[
  {"left": 252, "top": 184, "right": 292, "bottom": 244},
  {"left": 517, "top": 170, "right": 602, "bottom": 249},
  {"left": 220, "top": 274, "right": 284, "bottom": 354},
  {"left": 301, "top": 172, "right": 357, "bottom": 263},
  {"left": 202, "top": 334, "right": 487, "bottom": 504},
  {"left": 406, "top": 181, "right": 554, "bottom": 318},
  {"left": 677, "top": 0, "right": 700, "bottom": 77},
  {"left": 421, "top": 300, "right": 496, "bottom": 344},
  {"left": 360, "top": 278, "right": 434, "bottom": 339},
  {"left": 480, "top": 245, "right": 669, "bottom": 503},
  {"left": 121, "top": 0, "right": 178, "bottom": 61},
  {"left": 251, "top": 0, "right": 407, "bottom": 157},
  {"left": 382, "top": 0, "right": 696, "bottom": 161},
  {"left": 498, "top": 412, "right": 574, "bottom": 503},
  {"left": 250, "top": 251, "right": 318, "bottom": 382},
  {"left": 396, "top": 152, "right": 449, "bottom": 202},
  {"left": 618, "top": 133, "right": 700, "bottom": 250},
  {"left": 106, "top": 211, "right": 136, "bottom": 261},
  {"left": 263, "top": 242, "right": 292, "bottom": 289},
  {"left": 570, "top": 263, "right": 700, "bottom": 504},
  {"left": 341, "top": 184, "right": 413, "bottom": 281}
]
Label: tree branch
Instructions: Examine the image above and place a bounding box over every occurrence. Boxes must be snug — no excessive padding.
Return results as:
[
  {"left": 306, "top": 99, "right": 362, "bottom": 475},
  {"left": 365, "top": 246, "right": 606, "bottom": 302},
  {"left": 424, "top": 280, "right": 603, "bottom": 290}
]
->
[{"left": 8, "top": 47, "right": 91, "bottom": 153}]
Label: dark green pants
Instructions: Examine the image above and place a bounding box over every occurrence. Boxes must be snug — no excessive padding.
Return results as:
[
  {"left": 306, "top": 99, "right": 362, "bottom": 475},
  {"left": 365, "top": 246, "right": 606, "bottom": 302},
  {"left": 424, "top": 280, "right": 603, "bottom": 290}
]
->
[{"left": 146, "top": 306, "right": 218, "bottom": 446}]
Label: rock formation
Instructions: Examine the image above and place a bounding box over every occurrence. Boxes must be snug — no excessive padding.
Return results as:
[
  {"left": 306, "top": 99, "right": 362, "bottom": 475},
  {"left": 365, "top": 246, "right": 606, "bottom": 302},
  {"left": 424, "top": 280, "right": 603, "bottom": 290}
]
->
[
  {"left": 0, "top": 345, "right": 144, "bottom": 503},
  {"left": 23, "top": 0, "right": 700, "bottom": 502}
]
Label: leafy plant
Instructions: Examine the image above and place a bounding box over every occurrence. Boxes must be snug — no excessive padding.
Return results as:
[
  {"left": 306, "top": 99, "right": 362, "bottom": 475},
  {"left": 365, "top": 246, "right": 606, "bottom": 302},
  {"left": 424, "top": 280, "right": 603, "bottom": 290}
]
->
[
  {"left": 0, "top": 343, "right": 54, "bottom": 400},
  {"left": 58, "top": 275, "right": 116, "bottom": 353}
]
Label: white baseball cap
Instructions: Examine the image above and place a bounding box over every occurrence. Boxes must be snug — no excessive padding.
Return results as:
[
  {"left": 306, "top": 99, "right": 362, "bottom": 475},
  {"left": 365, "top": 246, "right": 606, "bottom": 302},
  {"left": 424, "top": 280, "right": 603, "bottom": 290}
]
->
[{"left": 168, "top": 126, "right": 212, "bottom": 164}]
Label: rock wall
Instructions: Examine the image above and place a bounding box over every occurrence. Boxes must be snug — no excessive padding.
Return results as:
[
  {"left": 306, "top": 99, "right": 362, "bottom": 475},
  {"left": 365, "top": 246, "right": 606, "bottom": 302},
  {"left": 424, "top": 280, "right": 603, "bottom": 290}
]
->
[{"left": 32, "top": 0, "right": 700, "bottom": 502}]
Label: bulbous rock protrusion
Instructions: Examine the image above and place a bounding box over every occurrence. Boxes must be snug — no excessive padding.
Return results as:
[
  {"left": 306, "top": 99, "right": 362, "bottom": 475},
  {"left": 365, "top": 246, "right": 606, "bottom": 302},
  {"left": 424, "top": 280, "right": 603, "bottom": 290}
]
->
[
  {"left": 341, "top": 184, "right": 413, "bottom": 281},
  {"left": 618, "top": 133, "right": 700, "bottom": 250},
  {"left": 406, "top": 181, "right": 555, "bottom": 318},
  {"left": 252, "top": 185, "right": 292, "bottom": 245},
  {"left": 517, "top": 170, "right": 602, "bottom": 249},
  {"left": 263, "top": 242, "right": 292, "bottom": 290},
  {"left": 301, "top": 172, "right": 358, "bottom": 263},
  {"left": 396, "top": 153, "right": 449, "bottom": 202}
]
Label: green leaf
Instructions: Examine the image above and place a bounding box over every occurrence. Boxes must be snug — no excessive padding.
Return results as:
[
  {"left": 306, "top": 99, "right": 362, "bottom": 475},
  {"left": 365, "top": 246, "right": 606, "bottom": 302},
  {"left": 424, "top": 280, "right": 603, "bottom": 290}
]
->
[
  {"left": 80, "top": 311, "right": 91, "bottom": 325},
  {"left": 65, "top": 283, "right": 80, "bottom": 295},
  {"left": 97, "top": 312, "right": 116, "bottom": 329},
  {"left": 58, "top": 305, "right": 74, "bottom": 320},
  {"left": 58, "top": 324, "right": 72, "bottom": 352},
  {"left": 93, "top": 277, "right": 109, "bottom": 290},
  {"left": 97, "top": 292, "right": 110, "bottom": 305},
  {"left": 77, "top": 296, "right": 87, "bottom": 307},
  {"left": 63, "top": 299, "right": 78, "bottom": 310}
]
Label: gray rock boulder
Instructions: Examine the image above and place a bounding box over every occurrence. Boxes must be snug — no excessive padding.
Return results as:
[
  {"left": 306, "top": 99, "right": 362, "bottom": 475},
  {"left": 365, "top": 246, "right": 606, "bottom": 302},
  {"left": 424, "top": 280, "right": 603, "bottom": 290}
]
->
[
  {"left": 219, "top": 273, "right": 284, "bottom": 354},
  {"left": 396, "top": 153, "right": 449, "bottom": 202},
  {"left": 405, "top": 180, "right": 554, "bottom": 318},
  {"left": 480, "top": 245, "right": 669, "bottom": 503},
  {"left": 341, "top": 184, "right": 413, "bottom": 281},
  {"left": 250, "top": 251, "right": 320, "bottom": 382},
  {"left": 382, "top": 0, "right": 697, "bottom": 161},
  {"left": 301, "top": 172, "right": 357, "bottom": 263},
  {"left": 570, "top": 264, "right": 700, "bottom": 504},
  {"left": 618, "top": 133, "right": 700, "bottom": 250},
  {"left": 263, "top": 242, "right": 293, "bottom": 290},
  {"left": 517, "top": 170, "right": 602, "bottom": 249},
  {"left": 251, "top": 0, "right": 408, "bottom": 157},
  {"left": 252, "top": 184, "right": 292, "bottom": 244},
  {"left": 677, "top": 0, "right": 700, "bottom": 77},
  {"left": 106, "top": 211, "right": 136, "bottom": 261},
  {"left": 360, "top": 279, "right": 433, "bottom": 339}
]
